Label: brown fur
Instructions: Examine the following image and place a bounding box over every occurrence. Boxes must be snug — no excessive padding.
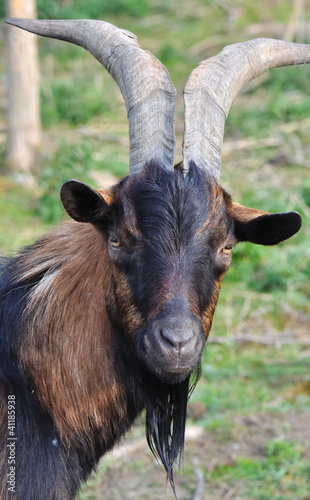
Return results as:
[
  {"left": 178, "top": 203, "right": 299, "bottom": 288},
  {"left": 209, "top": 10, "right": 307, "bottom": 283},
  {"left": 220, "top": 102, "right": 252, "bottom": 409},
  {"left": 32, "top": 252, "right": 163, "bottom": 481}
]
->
[
  {"left": 17, "top": 223, "right": 131, "bottom": 441},
  {"left": 201, "top": 277, "right": 225, "bottom": 338},
  {"left": 228, "top": 202, "right": 268, "bottom": 222}
]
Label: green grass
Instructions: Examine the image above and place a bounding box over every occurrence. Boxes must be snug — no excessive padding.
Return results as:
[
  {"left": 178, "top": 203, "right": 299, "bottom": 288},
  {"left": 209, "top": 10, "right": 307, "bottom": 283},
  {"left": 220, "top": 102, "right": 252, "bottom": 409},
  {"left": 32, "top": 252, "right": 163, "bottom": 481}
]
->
[
  {"left": 36, "top": 140, "right": 95, "bottom": 223},
  {"left": 226, "top": 67, "right": 310, "bottom": 140},
  {"left": 41, "top": 79, "right": 111, "bottom": 128},
  {"left": 209, "top": 440, "right": 310, "bottom": 499},
  {"left": 191, "top": 343, "right": 310, "bottom": 424},
  {"left": 0, "top": 179, "right": 49, "bottom": 252}
]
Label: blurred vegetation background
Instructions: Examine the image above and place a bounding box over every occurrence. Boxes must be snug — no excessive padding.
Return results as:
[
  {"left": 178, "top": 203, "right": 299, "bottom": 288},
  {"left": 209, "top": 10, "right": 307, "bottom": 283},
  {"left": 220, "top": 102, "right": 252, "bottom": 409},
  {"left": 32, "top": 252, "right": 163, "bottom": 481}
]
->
[{"left": 0, "top": 1, "right": 310, "bottom": 499}]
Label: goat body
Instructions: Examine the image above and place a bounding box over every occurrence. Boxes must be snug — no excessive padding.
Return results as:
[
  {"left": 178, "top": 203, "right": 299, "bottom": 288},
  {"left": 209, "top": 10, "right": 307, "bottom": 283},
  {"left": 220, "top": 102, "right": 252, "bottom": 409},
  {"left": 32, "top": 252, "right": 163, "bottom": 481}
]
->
[{"left": 0, "top": 164, "right": 301, "bottom": 499}]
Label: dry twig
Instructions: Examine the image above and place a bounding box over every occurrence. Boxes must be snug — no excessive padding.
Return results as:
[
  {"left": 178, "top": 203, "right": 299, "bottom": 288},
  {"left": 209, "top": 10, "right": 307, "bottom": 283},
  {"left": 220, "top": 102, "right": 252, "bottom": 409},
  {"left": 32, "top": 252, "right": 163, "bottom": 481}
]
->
[
  {"left": 223, "top": 478, "right": 245, "bottom": 500},
  {"left": 209, "top": 333, "right": 310, "bottom": 346},
  {"left": 192, "top": 466, "right": 205, "bottom": 500}
]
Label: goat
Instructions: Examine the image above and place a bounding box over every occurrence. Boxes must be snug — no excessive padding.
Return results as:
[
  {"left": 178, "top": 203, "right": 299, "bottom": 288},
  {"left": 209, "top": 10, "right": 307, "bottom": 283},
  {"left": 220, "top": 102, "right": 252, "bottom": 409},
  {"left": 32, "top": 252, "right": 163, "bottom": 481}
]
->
[{"left": 1, "top": 18, "right": 309, "bottom": 500}]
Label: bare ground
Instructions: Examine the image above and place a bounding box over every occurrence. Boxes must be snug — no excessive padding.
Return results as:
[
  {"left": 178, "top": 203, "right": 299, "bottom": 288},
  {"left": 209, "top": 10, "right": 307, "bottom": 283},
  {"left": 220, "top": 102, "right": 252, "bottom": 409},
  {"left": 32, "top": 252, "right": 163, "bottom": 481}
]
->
[{"left": 80, "top": 408, "right": 310, "bottom": 500}]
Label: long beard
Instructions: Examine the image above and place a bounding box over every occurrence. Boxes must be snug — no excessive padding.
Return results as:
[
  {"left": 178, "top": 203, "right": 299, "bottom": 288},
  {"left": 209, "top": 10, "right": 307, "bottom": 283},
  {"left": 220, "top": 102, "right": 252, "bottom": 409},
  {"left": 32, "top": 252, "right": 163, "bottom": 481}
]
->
[{"left": 143, "top": 365, "right": 201, "bottom": 495}]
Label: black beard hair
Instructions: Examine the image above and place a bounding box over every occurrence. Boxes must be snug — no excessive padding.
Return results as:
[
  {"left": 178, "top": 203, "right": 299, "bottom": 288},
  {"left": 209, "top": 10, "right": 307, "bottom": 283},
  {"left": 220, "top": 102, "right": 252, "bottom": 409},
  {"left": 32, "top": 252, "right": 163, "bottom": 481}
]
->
[{"left": 143, "top": 365, "right": 201, "bottom": 497}]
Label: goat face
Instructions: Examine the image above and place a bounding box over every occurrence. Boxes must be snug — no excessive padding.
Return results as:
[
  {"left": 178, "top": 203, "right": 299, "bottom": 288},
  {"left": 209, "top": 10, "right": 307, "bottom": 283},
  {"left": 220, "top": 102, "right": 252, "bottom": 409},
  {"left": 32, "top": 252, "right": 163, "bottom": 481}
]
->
[{"left": 60, "top": 161, "right": 301, "bottom": 385}]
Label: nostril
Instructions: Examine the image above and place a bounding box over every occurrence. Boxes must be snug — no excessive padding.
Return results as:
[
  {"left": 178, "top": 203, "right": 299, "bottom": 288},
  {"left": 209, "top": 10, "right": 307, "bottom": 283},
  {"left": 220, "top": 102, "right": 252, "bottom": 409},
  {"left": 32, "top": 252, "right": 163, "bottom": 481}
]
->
[
  {"left": 160, "top": 327, "right": 194, "bottom": 351},
  {"left": 160, "top": 327, "right": 178, "bottom": 348}
]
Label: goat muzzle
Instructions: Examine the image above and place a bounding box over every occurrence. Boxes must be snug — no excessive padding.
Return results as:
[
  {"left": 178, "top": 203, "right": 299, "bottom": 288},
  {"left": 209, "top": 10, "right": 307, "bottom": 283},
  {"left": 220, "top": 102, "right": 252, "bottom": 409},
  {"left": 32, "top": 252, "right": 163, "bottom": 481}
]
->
[{"left": 136, "top": 295, "right": 205, "bottom": 383}]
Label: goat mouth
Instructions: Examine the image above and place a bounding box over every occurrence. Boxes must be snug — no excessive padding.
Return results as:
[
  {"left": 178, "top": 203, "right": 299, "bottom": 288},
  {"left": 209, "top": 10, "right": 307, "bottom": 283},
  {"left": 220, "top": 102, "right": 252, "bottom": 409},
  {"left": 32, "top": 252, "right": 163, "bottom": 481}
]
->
[
  {"left": 160, "top": 360, "right": 193, "bottom": 379},
  {"left": 147, "top": 364, "right": 193, "bottom": 384}
]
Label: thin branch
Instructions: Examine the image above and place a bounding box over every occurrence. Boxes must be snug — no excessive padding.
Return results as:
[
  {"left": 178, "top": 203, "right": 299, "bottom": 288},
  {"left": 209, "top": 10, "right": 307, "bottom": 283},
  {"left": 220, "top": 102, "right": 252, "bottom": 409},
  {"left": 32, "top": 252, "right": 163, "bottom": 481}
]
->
[
  {"left": 223, "top": 478, "right": 245, "bottom": 500},
  {"left": 192, "top": 466, "right": 204, "bottom": 500},
  {"left": 209, "top": 333, "right": 310, "bottom": 346}
]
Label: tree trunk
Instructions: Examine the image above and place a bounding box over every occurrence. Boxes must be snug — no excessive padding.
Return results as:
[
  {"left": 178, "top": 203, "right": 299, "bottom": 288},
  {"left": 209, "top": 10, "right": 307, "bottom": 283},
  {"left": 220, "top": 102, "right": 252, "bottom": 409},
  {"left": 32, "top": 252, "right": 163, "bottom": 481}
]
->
[{"left": 6, "top": 0, "right": 41, "bottom": 184}]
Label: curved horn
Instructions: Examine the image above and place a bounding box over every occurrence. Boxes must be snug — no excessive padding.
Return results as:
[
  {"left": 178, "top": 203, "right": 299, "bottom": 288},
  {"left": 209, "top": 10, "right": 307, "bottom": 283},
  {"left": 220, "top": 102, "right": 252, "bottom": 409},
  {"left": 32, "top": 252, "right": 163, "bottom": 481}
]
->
[
  {"left": 183, "top": 38, "right": 310, "bottom": 179},
  {"left": 5, "top": 18, "right": 176, "bottom": 175}
]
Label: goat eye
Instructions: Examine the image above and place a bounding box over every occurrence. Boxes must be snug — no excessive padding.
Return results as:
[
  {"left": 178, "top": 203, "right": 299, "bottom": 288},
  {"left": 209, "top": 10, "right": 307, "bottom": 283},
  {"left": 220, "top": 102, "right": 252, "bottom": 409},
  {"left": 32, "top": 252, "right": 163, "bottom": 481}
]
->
[
  {"left": 222, "top": 245, "right": 233, "bottom": 254},
  {"left": 110, "top": 238, "right": 121, "bottom": 248}
]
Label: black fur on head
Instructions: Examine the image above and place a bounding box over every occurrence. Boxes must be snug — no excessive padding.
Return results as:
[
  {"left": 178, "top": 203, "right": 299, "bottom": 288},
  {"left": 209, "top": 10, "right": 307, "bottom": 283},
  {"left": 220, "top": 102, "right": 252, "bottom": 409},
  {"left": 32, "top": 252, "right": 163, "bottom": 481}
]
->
[{"left": 116, "top": 162, "right": 230, "bottom": 381}]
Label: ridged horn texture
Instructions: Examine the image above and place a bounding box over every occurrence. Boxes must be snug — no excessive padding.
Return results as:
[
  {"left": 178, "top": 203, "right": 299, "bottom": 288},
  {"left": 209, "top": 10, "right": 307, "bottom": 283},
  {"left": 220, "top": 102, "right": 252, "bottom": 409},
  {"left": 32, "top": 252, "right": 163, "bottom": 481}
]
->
[
  {"left": 5, "top": 18, "right": 176, "bottom": 175},
  {"left": 183, "top": 38, "right": 310, "bottom": 179}
]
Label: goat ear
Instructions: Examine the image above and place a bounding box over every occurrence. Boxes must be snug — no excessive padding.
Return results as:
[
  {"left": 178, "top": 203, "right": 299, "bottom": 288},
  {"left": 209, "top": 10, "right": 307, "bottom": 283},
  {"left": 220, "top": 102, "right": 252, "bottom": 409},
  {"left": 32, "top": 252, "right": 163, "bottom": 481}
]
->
[
  {"left": 230, "top": 202, "right": 302, "bottom": 245},
  {"left": 60, "top": 180, "right": 110, "bottom": 223}
]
